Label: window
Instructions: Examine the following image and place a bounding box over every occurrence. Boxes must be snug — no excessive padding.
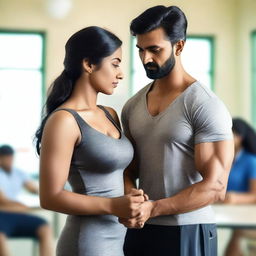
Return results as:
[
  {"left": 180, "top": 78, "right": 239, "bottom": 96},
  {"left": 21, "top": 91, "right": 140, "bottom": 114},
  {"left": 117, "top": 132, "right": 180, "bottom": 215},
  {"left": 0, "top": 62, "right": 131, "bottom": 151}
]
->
[
  {"left": 252, "top": 31, "right": 256, "bottom": 127},
  {"left": 130, "top": 36, "right": 214, "bottom": 95},
  {"left": 0, "top": 30, "right": 45, "bottom": 177},
  {"left": 182, "top": 36, "right": 214, "bottom": 89}
]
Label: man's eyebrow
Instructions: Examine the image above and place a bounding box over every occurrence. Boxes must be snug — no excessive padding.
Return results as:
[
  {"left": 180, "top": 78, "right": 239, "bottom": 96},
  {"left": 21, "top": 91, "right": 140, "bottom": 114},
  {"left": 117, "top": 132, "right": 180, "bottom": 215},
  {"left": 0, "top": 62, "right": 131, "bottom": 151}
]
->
[{"left": 136, "top": 45, "right": 160, "bottom": 50}]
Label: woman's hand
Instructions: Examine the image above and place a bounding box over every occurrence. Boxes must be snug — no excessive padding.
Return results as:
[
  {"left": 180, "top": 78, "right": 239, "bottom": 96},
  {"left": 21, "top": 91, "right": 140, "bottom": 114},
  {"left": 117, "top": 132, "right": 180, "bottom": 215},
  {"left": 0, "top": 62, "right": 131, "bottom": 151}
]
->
[
  {"left": 111, "top": 188, "right": 146, "bottom": 218},
  {"left": 118, "top": 200, "right": 154, "bottom": 228}
]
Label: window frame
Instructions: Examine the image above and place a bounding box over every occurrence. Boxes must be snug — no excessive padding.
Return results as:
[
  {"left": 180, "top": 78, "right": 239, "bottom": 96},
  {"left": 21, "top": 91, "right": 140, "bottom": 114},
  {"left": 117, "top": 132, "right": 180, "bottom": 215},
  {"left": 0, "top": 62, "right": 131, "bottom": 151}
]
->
[
  {"left": 185, "top": 35, "right": 215, "bottom": 91},
  {"left": 0, "top": 29, "right": 46, "bottom": 178},
  {"left": 0, "top": 29, "right": 46, "bottom": 103}
]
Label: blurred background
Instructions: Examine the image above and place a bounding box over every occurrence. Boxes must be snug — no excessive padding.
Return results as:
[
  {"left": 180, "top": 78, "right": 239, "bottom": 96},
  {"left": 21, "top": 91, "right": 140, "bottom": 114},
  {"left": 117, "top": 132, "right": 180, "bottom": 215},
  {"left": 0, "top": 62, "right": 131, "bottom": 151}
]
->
[{"left": 0, "top": 0, "right": 256, "bottom": 255}]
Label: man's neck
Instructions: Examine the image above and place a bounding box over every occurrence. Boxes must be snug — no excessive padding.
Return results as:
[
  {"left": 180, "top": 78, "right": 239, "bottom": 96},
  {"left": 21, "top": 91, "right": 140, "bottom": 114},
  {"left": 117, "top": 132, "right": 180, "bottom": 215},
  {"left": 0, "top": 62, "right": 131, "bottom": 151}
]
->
[{"left": 153, "top": 65, "right": 196, "bottom": 94}]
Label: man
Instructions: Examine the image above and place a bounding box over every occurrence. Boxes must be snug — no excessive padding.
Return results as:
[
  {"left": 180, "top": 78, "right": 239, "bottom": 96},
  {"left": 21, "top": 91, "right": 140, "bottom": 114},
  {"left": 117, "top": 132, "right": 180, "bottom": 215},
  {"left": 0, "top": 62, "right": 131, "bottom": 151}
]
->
[
  {"left": 0, "top": 145, "right": 53, "bottom": 256},
  {"left": 120, "top": 5, "right": 234, "bottom": 256}
]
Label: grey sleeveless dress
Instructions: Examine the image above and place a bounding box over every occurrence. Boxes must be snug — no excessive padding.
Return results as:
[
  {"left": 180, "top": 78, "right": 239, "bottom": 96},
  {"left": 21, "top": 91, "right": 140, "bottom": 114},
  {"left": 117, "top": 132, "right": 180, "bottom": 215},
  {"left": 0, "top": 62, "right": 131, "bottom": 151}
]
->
[{"left": 55, "top": 106, "right": 134, "bottom": 256}]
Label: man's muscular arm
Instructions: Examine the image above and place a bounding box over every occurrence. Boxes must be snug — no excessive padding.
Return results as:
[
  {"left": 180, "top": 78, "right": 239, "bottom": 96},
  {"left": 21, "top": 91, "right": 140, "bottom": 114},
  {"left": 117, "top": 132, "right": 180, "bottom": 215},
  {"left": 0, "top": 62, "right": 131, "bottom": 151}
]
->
[
  {"left": 121, "top": 140, "right": 234, "bottom": 227},
  {"left": 151, "top": 140, "right": 234, "bottom": 217}
]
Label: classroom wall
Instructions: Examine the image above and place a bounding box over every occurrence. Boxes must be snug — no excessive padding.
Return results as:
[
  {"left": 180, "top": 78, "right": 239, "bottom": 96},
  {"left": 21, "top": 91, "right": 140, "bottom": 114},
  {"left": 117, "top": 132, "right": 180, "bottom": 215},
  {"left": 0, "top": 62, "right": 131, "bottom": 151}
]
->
[{"left": 1, "top": 0, "right": 254, "bottom": 119}]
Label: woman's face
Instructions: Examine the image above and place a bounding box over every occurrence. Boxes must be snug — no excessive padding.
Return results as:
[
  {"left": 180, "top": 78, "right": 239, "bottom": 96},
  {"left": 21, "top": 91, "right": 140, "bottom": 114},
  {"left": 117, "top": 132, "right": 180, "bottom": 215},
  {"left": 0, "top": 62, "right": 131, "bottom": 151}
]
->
[{"left": 90, "top": 47, "right": 123, "bottom": 95}]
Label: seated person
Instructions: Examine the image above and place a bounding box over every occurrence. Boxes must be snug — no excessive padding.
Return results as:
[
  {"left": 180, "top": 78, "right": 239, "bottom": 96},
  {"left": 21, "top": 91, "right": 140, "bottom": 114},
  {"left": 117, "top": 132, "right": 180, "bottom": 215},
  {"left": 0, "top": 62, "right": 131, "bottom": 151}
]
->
[
  {"left": 224, "top": 118, "right": 256, "bottom": 256},
  {"left": 0, "top": 145, "right": 53, "bottom": 256}
]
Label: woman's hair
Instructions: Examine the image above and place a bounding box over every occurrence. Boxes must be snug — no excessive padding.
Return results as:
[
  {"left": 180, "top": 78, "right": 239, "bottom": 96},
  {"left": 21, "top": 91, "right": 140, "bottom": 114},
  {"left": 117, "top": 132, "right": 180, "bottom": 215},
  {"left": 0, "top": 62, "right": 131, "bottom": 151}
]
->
[
  {"left": 35, "top": 26, "right": 122, "bottom": 155},
  {"left": 232, "top": 118, "right": 256, "bottom": 154},
  {"left": 130, "top": 5, "right": 187, "bottom": 45}
]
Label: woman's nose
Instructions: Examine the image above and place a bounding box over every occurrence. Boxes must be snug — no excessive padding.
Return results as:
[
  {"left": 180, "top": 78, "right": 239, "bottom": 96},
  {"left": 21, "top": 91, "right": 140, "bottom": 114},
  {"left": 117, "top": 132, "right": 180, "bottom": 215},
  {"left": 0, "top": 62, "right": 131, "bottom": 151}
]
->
[{"left": 117, "top": 70, "right": 124, "bottom": 80}]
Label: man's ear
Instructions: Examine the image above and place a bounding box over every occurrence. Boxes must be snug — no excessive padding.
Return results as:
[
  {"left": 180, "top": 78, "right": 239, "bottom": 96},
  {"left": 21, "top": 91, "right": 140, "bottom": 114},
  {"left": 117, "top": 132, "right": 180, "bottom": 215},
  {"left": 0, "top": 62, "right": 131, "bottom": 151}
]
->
[
  {"left": 174, "top": 40, "right": 185, "bottom": 56},
  {"left": 82, "top": 59, "right": 93, "bottom": 74}
]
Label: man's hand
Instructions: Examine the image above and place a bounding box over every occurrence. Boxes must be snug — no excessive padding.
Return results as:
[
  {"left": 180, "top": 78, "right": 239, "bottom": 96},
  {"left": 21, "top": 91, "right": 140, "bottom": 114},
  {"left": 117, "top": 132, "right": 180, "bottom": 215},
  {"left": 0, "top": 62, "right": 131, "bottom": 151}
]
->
[
  {"left": 119, "top": 200, "right": 154, "bottom": 228},
  {"left": 111, "top": 188, "right": 147, "bottom": 219}
]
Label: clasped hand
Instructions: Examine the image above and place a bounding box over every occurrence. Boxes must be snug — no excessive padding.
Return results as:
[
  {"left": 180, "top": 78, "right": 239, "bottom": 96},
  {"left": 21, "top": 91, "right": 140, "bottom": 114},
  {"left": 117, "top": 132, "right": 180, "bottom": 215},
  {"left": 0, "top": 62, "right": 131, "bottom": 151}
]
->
[{"left": 117, "top": 188, "right": 154, "bottom": 229}]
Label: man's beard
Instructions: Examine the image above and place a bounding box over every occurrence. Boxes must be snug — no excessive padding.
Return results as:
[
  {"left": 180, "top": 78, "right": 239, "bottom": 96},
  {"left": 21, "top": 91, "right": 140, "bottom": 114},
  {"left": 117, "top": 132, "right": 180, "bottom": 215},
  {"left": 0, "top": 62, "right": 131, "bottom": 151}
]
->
[{"left": 144, "top": 51, "right": 175, "bottom": 79}]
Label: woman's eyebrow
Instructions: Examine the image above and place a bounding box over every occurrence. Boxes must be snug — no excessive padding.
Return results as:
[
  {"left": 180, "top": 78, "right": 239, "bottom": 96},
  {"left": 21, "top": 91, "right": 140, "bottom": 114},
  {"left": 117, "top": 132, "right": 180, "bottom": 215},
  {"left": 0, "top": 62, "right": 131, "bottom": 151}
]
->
[{"left": 111, "top": 57, "right": 121, "bottom": 62}]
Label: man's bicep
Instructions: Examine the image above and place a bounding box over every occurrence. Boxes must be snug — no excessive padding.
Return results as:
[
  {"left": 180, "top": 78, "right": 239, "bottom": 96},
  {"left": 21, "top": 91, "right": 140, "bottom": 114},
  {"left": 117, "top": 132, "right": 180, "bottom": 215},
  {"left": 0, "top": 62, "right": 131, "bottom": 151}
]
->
[
  {"left": 193, "top": 97, "right": 233, "bottom": 145},
  {"left": 194, "top": 140, "right": 234, "bottom": 182}
]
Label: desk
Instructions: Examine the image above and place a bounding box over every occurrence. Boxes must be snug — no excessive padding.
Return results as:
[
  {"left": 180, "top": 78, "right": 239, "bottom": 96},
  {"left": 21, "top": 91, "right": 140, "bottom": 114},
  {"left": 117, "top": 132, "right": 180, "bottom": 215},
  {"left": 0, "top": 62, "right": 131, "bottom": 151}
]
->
[{"left": 212, "top": 204, "right": 256, "bottom": 229}]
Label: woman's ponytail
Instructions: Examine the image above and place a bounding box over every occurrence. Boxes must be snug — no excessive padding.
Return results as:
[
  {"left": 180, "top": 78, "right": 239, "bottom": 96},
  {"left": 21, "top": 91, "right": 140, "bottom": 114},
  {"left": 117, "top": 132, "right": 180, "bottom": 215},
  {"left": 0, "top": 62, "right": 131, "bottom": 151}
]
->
[{"left": 35, "top": 70, "right": 75, "bottom": 155}]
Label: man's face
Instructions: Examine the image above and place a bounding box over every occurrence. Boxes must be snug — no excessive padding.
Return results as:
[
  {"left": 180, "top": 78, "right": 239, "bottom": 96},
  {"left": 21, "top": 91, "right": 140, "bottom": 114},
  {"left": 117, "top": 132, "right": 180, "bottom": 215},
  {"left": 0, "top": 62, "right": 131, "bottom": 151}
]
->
[
  {"left": 136, "top": 27, "right": 175, "bottom": 79},
  {"left": 0, "top": 155, "right": 14, "bottom": 172}
]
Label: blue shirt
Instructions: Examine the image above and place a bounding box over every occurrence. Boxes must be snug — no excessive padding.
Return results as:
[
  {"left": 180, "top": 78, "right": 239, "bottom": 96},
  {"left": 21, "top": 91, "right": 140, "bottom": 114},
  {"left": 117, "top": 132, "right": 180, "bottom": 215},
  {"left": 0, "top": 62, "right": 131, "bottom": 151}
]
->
[
  {"left": 0, "top": 167, "right": 30, "bottom": 200},
  {"left": 227, "top": 150, "right": 256, "bottom": 192}
]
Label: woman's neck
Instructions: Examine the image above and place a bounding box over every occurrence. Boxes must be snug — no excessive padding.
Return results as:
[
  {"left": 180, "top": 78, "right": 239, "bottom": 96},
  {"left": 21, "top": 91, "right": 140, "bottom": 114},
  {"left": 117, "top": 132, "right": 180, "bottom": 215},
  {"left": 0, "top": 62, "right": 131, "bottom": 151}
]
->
[{"left": 64, "top": 77, "right": 98, "bottom": 110}]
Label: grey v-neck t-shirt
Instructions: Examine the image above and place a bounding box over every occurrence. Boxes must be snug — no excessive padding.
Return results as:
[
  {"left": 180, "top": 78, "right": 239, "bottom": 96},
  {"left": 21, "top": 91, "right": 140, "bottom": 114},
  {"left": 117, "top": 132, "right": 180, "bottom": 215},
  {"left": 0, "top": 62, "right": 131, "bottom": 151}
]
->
[{"left": 121, "top": 81, "right": 233, "bottom": 226}]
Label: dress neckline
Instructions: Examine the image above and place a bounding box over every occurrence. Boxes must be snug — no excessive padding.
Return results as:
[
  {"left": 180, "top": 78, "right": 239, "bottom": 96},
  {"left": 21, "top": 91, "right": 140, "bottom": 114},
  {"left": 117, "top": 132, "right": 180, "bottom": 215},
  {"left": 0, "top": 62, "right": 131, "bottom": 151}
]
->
[{"left": 56, "top": 106, "right": 122, "bottom": 141}]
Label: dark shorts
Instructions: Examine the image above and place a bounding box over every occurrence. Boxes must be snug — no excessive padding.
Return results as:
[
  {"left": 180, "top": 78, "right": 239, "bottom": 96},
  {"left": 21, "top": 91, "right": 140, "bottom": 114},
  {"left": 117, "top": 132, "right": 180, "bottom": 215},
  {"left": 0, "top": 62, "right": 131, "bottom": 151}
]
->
[
  {"left": 124, "top": 223, "right": 217, "bottom": 256},
  {"left": 0, "top": 211, "right": 47, "bottom": 239}
]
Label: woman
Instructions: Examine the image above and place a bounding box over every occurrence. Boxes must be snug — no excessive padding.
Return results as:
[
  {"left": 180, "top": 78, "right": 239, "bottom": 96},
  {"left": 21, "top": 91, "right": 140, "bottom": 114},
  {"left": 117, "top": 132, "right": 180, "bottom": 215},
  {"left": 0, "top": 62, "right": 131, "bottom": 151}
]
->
[
  {"left": 35, "top": 26, "right": 145, "bottom": 256},
  {"left": 224, "top": 118, "right": 256, "bottom": 256}
]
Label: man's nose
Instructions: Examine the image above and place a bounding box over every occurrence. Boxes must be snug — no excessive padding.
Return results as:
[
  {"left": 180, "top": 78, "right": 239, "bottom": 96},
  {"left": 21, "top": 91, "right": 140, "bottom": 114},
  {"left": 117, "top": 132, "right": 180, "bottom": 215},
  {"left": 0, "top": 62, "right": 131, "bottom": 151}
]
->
[{"left": 141, "top": 51, "right": 153, "bottom": 65}]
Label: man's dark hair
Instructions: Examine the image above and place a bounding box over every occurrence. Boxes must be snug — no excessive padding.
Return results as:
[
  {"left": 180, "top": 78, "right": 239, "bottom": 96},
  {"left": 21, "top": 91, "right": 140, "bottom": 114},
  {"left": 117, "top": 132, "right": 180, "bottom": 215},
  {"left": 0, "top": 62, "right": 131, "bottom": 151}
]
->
[
  {"left": 130, "top": 5, "right": 187, "bottom": 45},
  {"left": 0, "top": 145, "right": 14, "bottom": 156}
]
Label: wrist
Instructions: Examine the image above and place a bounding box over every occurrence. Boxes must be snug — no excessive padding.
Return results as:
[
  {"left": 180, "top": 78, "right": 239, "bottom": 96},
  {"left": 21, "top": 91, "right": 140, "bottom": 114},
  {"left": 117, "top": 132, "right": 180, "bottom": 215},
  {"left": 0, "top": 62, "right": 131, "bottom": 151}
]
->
[
  {"left": 150, "top": 200, "right": 159, "bottom": 218},
  {"left": 150, "top": 198, "right": 176, "bottom": 217},
  {"left": 102, "top": 197, "right": 113, "bottom": 215}
]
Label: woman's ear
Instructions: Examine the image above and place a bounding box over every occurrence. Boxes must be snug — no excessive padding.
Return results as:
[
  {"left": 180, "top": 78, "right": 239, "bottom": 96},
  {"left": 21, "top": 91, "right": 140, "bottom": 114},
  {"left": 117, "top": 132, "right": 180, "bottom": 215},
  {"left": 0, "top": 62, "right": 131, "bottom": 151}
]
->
[
  {"left": 174, "top": 40, "right": 185, "bottom": 56},
  {"left": 82, "top": 59, "right": 93, "bottom": 74}
]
